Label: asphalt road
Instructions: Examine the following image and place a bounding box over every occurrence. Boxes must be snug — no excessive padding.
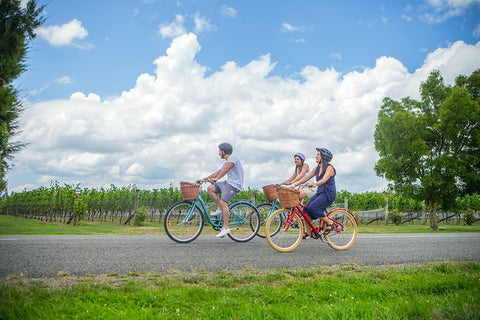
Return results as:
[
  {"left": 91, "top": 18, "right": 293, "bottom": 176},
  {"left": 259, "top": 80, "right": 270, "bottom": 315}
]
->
[{"left": 1, "top": 233, "right": 479, "bottom": 278}]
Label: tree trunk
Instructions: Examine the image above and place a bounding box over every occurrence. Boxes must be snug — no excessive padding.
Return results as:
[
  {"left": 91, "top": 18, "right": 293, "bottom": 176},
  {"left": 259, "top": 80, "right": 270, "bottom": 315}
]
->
[{"left": 429, "top": 200, "right": 438, "bottom": 230}]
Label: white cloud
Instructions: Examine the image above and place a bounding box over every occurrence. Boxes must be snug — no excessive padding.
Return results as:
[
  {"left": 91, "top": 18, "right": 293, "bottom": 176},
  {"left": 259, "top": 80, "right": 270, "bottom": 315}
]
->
[
  {"left": 55, "top": 76, "right": 73, "bottom": 85},
  {"left": 221, "top": 5, "right": 237, "bottom": 18},
  {"left": 158, "top": 15, "right": 186, "bottom": 39},
  {"left": 193, "top": 12, "right": 216, "bottom": 34},
  {"left": 159, "top": 13, "right": 216, "bottom": 39},
  {"left": 474, "top": 23, "right": 480, "bottom": 37},
  {"left": 36, "top": 19, "right": 88, "bottom": 46},
  {"left": 70, "top": 92, "right": 101, "bottom": 102},
  {"left": 422, "top": 0, "right": 480, "bottom": 23},
  {"left": 330, "top": 53, "right": 342, "bottom": 61},
  {"left": 281, "top": 22, "right": 310, "bottom": 33},
  {"left": 9, "top": 35, "right": 480, "bottom": 193}
]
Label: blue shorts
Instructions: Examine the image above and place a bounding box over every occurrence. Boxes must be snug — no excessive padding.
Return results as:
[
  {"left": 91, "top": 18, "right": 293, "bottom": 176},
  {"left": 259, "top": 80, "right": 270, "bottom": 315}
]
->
[{"left": 214, "top": 181, "right": 240, "bottom": 203}]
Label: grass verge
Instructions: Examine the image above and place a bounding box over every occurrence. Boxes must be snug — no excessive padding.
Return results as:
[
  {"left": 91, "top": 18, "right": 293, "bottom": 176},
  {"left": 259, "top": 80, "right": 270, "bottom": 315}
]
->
[
  {"left": 1, "top": 261, "right": 479, "bottom": 319},
  {"left": 1, "top": 214, "right": 480, "bottom": 235}
]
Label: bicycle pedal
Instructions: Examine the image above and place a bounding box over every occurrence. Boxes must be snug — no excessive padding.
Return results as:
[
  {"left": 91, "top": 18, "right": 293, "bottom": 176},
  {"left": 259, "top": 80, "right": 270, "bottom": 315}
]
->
[{"left": 319, "top": 234, "right": 332, "bottom": 244}]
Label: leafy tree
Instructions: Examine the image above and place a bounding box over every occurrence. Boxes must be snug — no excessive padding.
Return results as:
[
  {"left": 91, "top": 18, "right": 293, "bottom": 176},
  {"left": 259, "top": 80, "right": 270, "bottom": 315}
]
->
[
  {"left": 374, "top": 70, "right": 480, "bottom": 230},
  {"left": 0, "top": 0, "right": 45, "bottom": 192}
]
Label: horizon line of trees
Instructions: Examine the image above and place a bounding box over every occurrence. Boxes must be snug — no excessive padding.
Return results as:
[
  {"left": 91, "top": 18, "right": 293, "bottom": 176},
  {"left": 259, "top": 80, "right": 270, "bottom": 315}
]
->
[{"left": 1, "top": 182, "right": 479, "bottom": 225}]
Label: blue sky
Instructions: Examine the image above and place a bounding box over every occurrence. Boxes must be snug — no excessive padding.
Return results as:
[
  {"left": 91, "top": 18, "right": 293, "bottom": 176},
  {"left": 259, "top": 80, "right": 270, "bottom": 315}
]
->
[
  {"left": 8, "top": 0, "right": 480, "bottom": 194},
  {"left": 20, "top": 0, "right": 480, "bottom": 101}
]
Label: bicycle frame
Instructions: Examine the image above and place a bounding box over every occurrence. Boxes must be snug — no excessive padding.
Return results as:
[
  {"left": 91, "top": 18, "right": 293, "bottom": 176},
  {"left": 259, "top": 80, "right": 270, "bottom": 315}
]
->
[
  {"left": 268, "top": 198, "right": 280, "bottom": 214},
  {"left": 184, "top": 194, "right": 218, "bottom": 226},
  {"left": 183, "top": 187, "right": 257, "bottom": 230},
  {"left": 287, "top": 203, "right": 346, "bottom": 236}
]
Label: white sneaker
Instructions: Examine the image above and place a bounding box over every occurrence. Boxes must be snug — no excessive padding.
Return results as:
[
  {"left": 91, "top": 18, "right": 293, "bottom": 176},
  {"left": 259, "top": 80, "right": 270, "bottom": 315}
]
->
[
  {"left": 210, "top": 209, "right": 222, "bottom": 216},
  {"left": 216, "top": 228, "right": 230, "bottom": 238}
]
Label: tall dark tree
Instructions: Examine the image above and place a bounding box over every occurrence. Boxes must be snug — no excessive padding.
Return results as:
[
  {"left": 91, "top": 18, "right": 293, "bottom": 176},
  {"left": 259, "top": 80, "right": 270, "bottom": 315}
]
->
[
  {"left": 374, "top": 70, "right": 480, "bottom": 230},
  {"left": 0, "top": 0, "right": 45, "bottom": 192}
]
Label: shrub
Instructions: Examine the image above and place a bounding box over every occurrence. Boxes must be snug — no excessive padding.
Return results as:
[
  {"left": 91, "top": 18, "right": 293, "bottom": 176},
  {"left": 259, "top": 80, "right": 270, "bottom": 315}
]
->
[
  {"left": 389, "top": 209, "right": 403, "bottom": 225},
  {"left": 73, "top": 196, "right": 87, "bottom": 225},
  {"left": 134, "top": 206, "right": 149, "bottom": 226},
  {"left": 464, "top": 209, "right": 476, "bottom": 226}
]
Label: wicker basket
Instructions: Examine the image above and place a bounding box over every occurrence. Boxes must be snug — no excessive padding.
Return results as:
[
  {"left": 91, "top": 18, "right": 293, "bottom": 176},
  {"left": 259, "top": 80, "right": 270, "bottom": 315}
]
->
[
  {"left": 180, "top": 181, "right": 200, "bottom": 200},
  {"left": 277, "top": 186, "right": 300, "bottom": 208},
  {"left": 262, "top": 184, "right": 278, "bottom": 201}
]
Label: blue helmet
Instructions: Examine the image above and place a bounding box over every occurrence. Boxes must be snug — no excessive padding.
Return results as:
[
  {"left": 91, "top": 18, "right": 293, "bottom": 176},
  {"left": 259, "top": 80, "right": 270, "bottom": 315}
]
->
[
  {"left": 294, "top": 153, "right": 305, "bottom": 162},
  {"left": 218, "top": 142, "right": 233, "bottom": 154},
  {"left": 316, "top": 148, "right": 333, "bottom": 163}
]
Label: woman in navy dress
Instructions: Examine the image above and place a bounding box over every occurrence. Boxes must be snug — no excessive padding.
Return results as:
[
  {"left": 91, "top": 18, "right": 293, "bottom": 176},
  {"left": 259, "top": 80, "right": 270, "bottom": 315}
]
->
[{"left": 292, "top": 147, "right": 336, "bottom": 236}]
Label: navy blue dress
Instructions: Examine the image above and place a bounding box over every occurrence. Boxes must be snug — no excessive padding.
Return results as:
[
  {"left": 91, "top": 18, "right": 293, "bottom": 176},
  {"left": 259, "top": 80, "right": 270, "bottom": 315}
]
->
[{"left": 305, "top": 163, "right": 336, "bottom": 218}]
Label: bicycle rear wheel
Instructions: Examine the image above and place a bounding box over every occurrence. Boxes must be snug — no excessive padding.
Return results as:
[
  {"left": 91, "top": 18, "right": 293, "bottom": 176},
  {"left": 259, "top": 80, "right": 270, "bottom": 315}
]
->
[
  {"left": 164, "top": 200, "right": 204, "bottom": 243},
  {"left": 265, "top": 209, "right": 303, "bottom": 252},
  {"left": 325, "top": 209, "right": 358, "bottom": 250},
  {"left": 227, "top": 202, "right": 260, "bottom": 242}
]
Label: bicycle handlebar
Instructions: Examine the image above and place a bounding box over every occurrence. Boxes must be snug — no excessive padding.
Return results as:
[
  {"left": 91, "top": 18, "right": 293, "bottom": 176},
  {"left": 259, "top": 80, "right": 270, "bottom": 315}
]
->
[
  {"left": 196, "top": 179, "right": 214, "bottom": 185},
  {"left": 279, "top": 183, "right": 309, "bottom": 189}
]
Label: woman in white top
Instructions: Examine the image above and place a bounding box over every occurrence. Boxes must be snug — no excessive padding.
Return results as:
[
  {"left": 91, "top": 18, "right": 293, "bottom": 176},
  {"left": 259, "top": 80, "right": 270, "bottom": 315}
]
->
[{"left": 281, "top": 153, "right": 316, "bottom": 201}]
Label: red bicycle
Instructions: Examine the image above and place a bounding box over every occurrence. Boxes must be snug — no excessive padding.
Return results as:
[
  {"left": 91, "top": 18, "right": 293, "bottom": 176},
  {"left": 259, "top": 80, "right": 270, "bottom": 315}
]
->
[{"left": 265, "top": 187, "right": 358, "bottom": 252}]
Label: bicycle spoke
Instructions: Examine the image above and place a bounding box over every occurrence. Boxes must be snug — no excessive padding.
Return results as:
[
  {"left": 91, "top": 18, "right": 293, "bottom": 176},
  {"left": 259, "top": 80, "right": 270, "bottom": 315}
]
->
[
  {"left": 256, "top": 202, "right": 275, "bottom": 238},
  {"left": 266, "top": 209, "right": 303, "bottom": 252},
  {"left": 164, "top": 201, "right": 204, "bottom": 243},
  {"left": 325, "top": 209, "right": 358, "bottom": 250},
  {"left": 227, "top": 202, "right": 260, "bottom": 242}
]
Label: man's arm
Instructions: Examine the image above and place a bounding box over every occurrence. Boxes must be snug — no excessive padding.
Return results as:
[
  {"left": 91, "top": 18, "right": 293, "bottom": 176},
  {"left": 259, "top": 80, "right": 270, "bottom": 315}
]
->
[
  {"left": 204, "top": 169, "right": 221, "bottom": 181},
  {"left": 209, "top": 162, "right": 234, "bottom": 183}
]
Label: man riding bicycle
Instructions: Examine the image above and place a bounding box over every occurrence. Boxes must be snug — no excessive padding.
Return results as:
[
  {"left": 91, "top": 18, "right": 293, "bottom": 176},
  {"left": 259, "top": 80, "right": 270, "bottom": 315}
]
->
[{"left": 203, "top": 142, "right": 244, "bottom": 238}]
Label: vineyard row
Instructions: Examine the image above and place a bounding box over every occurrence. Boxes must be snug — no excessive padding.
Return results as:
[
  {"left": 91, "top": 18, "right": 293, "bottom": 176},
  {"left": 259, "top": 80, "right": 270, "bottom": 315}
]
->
[{"left": 1, "top": 183, "right": 479, "bottom": 224}]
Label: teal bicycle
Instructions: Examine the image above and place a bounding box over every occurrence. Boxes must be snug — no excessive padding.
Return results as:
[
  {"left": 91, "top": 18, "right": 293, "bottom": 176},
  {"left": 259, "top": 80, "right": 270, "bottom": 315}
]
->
[
  {"left": 256, "top": 184, "right": 285, "bottom": 238},
  {"left": 164, "top": 180, "right": 260, "bottom": 243}
]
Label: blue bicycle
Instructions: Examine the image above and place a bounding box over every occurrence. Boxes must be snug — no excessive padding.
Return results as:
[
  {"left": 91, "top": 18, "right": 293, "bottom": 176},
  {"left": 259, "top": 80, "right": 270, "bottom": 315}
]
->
[
  {"left": 256, "top": 184, "right": 285, "bottom": 238},
  {"left": 164, "top": 180, "right": 260, "bottom": 243}
]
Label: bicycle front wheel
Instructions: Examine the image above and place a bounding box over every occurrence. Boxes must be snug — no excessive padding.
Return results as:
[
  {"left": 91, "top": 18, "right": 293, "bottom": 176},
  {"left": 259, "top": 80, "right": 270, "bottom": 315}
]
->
[
  {"left": 265, "top": 209, "right": 303, "bottom": 252},
  {"left": 256, "top": 202, "right": 275, "bottom": 238},
  {"left": 227, "top": 202, "right": 260, "bottom": 242},
  {"left": 325, "top": 209, "right": 358, "bottom": 250},
  {"left": 164, "top": 200, "right": 204, "bottom": 243}
]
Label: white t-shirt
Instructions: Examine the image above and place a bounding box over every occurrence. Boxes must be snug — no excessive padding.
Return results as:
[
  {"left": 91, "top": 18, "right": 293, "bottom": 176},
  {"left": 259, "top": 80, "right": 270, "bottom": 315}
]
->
[
  {"left": 297, "top": 163, "right": 314, "bottom": 184},
  {"left": 222, "top": 155, "right": 244, "bottom": 191}
]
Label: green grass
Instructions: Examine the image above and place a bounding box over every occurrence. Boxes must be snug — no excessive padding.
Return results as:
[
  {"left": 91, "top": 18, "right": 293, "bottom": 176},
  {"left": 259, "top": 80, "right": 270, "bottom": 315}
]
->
[
  {"left": 1, "top": 214, "right": 479, "bottom": 235},
  {"left": 359, "top": 220, "right": 480, "bottom": 233},
  {"left": 0, "top": 215, "right": 165, "bottom": 235},
  {"left": 1, "top": 215, "right": 479, "bottom": 319},
  {"left": 1, "top": 262, "right": 479, "bottom": 319}
]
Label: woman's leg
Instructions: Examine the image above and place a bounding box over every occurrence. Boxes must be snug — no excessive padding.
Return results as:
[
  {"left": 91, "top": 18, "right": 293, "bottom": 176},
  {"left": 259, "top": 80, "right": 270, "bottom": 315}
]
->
[
  {"left": 306, "top": 193, "right": 333, "bottom": 233},
  {"left": 299, "top": 189, "right": 307, "bottom": 203}
]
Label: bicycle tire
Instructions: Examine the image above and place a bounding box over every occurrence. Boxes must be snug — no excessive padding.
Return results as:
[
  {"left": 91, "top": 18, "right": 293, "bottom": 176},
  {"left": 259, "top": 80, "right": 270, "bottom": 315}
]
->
[
  {"left": 256, "top": 202, "right": 278, "bottom": 238},
  {"left": 265, "top": 209, "right": 303, "bottom": 252},
  {"left": 227, "top": 202, "right": 260, "bottom": 242},
  {"left": 325, "top": 208, "right": 358, "bottom": 251},
  {"left": 164, "top": 200, "right": 204, "bottom": 243}
]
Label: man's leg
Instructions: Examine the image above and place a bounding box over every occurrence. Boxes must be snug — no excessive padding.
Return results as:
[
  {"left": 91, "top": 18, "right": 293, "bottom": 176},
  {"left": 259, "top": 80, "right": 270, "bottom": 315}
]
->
[
  {"left": 207, "top": 184, "right": 230, "bottom": 232},
  {"left": 207, "top": 184, "right": 222, "bottom": 215},
  {"left": 219, "top": 200, "right": 230, "bottom": 228}
]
